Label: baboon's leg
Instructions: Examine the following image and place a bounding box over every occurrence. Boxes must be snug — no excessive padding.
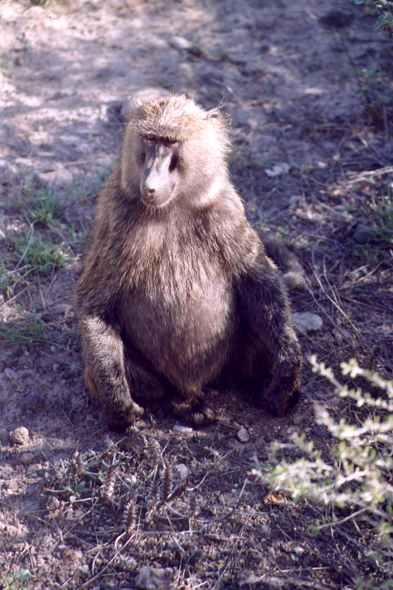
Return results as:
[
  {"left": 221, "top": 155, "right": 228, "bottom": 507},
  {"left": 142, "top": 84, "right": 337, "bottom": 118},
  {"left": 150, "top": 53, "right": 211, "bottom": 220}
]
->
[
  {"left": 123, "top": 345, "right": 167, "bottom": 400},
  {"left": 237, "top": 261, "right": 302, "bottom": 416},
  {"left": 126, "top": 349, "right": 215, "bottom": 426}
]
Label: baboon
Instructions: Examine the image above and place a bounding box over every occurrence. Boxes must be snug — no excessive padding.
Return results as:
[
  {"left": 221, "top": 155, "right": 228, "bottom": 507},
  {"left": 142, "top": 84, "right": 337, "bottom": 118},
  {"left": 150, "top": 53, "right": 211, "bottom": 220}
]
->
[{"left": 75, "top": 94, "right": 302, "bottom": 430}]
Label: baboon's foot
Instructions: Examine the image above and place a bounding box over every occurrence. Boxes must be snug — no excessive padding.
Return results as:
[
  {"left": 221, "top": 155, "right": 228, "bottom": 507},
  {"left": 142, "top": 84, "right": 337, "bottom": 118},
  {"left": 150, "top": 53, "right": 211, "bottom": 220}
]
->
[
  {"left": 283, "top": 270, "right": 308, "bottom": 292},
  {"left": 172, "top": 398, "right": 215, "bottom": 427}
]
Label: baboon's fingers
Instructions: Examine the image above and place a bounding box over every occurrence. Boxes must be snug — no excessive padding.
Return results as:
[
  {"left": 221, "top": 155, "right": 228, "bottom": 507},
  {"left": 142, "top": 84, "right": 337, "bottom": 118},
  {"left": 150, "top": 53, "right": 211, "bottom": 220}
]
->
[
  {"left": 131, "top": 401, "right": 145, "bottom": 416},
  {"left": 262, "top": 366, "right": 301, "bottom": 417},
  {"left": 106, "top": 401, "right": 144, "bottom": 432},
  {"left": 172, "top": 398, "right": 215, "bottom": 426},
  {"left": 85, "top": 364, "right": 144, "bottom": 428}
]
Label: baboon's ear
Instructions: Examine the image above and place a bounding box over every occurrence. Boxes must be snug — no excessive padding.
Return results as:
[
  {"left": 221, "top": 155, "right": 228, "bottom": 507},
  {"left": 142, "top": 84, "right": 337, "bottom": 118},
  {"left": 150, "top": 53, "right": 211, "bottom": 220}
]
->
[
  {"left": 121, "top": 96, "right": 142, "bottom": 122},
  {"left": 206, "top": 107, "right": 221, "bottom": 120}
]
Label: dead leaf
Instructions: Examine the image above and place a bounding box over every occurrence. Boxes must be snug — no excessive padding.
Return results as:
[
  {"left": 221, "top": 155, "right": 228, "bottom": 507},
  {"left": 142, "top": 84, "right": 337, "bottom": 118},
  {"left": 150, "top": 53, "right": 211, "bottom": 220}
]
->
[{"left": 263, "top": 491, "right": 285, "bottom": 505}]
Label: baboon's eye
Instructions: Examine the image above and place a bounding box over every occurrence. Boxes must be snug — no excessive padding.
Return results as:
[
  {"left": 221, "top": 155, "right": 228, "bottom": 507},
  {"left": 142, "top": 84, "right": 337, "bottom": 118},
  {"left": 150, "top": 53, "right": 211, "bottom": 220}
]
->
[
  {"left": 166, "top": 137, "right": 178, "bottom": 145},
  {"left": 145, "top": 133, "right": 156, "bottom": 141},
  {"left": 169, "top": 154, "right": 178, "bottom": 172}
]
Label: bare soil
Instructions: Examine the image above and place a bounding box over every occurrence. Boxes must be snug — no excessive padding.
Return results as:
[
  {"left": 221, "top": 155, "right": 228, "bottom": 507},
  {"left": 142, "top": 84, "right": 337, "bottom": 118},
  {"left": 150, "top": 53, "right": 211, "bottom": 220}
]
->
[{"left": 0, "top": 1, "right": 393, "bottom": 588}]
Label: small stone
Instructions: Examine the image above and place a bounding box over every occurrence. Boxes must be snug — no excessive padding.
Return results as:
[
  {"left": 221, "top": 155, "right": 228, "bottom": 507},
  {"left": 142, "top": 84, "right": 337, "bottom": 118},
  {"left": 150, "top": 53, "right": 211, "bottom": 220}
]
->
[
  {"left": 311, "top": 425, "right": 331, "bottom": 440},
  {"left": 352, "top": 224, "right": 380, "bottom": 244},
  {"left": 292, "top": 413, "right": 303, "bottom": 425},
  {"left": 9, "top": 426, "right": 30, "bottom": 445},
  {"left": 4, "top": 368, "right": 18, "bottom": 380},
  {"left": 124, "top": 556, "right": 137, "bottom": 569},
  {"left": 50, "top": 303, "right": 73, "bottom": 316},
  {"left": 47, "top": 496, "right": 60, "bottom": 511},
  {"left": 169, "top": 36, "right": 192, "bottom": 51},
  {"left": 264, "top": 163, "right": 290, "bottom": 177},
  {"left": 227, "top": 51, "right": 248, "bottom": 66},
  {"left": 173, "top": 425, "right": 193, "bottom": 435},
  {"left": 120, "top": 432, "right": 145, "bottom": 454},
  {"left": 63, "top": 547, "right": 83, "bottom": 561},
  {"left": 135, "top": 566, "right": 173, "bottom": 590},
  {"left": 20, "top": 452, "right": 35, "bottom": 465},
  {"left": 292, "top": 312, "right": 323, "bottom": 334},
  {"left": 237, "top": 427, "right": 250, "bottom": 443},
  {"left": 175, "top": 463, "right": 189, "bottom": 481},
  {"left": 220, "top": 492, "right": 238, "bottom": 507},
  {"left": 289, "top": 195, "right": 300, "bottom": 209},
  {"left": 19, "top": 393, "right": 45, "bottom": 411}
]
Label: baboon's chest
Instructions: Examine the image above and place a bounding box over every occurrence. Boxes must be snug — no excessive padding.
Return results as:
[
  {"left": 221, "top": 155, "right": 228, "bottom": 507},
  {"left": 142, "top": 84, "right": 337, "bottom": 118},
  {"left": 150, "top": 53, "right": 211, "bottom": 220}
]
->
[{"left": 120, "top": 256, "right": 234, "bottom": 366}]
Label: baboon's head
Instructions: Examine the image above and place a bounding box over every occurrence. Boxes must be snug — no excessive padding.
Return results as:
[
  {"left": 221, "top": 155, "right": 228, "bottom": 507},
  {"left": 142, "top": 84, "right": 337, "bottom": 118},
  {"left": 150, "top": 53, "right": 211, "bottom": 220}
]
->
[{"left": 121, "top": 95, "right": 231, "bottom": 211}]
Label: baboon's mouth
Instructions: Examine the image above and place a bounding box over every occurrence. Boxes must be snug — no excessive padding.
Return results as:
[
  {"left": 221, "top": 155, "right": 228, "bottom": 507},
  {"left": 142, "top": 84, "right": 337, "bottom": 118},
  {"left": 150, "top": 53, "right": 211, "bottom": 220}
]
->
[{"left": 140, "top": 190, "right": 175, "bottom": 210}]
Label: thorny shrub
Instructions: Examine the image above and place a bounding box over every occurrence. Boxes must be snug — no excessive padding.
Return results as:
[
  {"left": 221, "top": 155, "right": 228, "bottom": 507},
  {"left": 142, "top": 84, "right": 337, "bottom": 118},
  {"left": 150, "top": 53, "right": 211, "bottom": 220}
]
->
[
  {"left": 352, "top": 0, "right": 393, "bottom": 36},
  {"left": 254, "top": 357, "right": 393, "bottom": 572}
]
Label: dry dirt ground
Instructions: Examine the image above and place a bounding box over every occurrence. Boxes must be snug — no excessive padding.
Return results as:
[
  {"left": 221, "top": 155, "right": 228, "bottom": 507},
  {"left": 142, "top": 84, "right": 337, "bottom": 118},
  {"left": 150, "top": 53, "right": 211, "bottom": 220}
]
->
[{"left": 1, "top": 0, "right": 393, "bottom": 588}]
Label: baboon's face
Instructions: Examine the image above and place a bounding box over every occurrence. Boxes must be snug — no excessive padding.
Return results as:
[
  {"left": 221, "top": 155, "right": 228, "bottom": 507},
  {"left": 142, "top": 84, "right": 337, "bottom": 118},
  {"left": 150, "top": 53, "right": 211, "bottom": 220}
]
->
[
  {"left": 138, "top": 133, "right": 179, "bottom": 209},
  {"left": 121, "top": 95, "right": 231, "bottom": 211}
]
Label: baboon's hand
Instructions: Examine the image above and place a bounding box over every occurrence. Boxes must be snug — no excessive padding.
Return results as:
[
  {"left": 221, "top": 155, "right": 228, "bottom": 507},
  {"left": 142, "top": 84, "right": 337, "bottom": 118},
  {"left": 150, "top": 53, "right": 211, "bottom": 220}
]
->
[
  {"left": 263, "top": 364, "right": 301, "bottom": 417},
  {"left": 106, "top": 400, "right": 144, "bottom": 432}
]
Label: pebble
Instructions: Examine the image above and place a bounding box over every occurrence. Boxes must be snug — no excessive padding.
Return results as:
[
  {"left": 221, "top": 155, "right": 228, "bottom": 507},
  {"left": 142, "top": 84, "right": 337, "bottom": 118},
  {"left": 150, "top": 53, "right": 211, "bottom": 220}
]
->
[
  {"left": 292, "top": 413, "right": 303, "bottom": 425},
  {"left": 237, "top": 427, "right": 250, "bottom": 443},
  {"left": 123, "top": 557, "right": 137, "bottom": 569},
  {"left": 4, "top": 368, "right": 18, "bottom": 380},
  {"left": 19, "top": 392, "right": 45, "bottom": 411},
  {"left": 169, "top": 36, "right": 192, "bottom": 51},
  {"left": 292, "top": 312, "right": 323, "bottom": 334},
  {"left": 47, "top": 496, "right": 60, "bottom": 511},
  {"left": 173, "top": 425, "right": 193, "bottom": 435},
  {"left": 264, "top": 162, "right": 290, "bottom": 177},
  {"left": 20, "top": 452, "right": 35, "bottom": 465},
  {"left": 312, "top": 425, "right": 331, "bottom": 440},
  {"left": 9, "top": 426, "right": 30, "bottom": 445},
  {"left": 175, "top": 463, "right": 189, "bottom": 481},
  {"left": 50, "top": 303, "right": 73, "bottom": 315},
  {"left": 135, "top": 566, "right": 173, "bottom": 590},
  {"left": 352, "top": 224, "right": 380, "bottom": 244}
]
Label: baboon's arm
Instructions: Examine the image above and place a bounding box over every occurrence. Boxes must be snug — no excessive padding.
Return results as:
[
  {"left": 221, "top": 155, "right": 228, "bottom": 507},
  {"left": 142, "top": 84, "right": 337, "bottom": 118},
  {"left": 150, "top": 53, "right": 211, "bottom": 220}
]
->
[
  {"left": 79, "top": 314, "right": 143, "bottom": 430},
  {"left": 237, "top": 255, "right": 302, "bottom": 415}
]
